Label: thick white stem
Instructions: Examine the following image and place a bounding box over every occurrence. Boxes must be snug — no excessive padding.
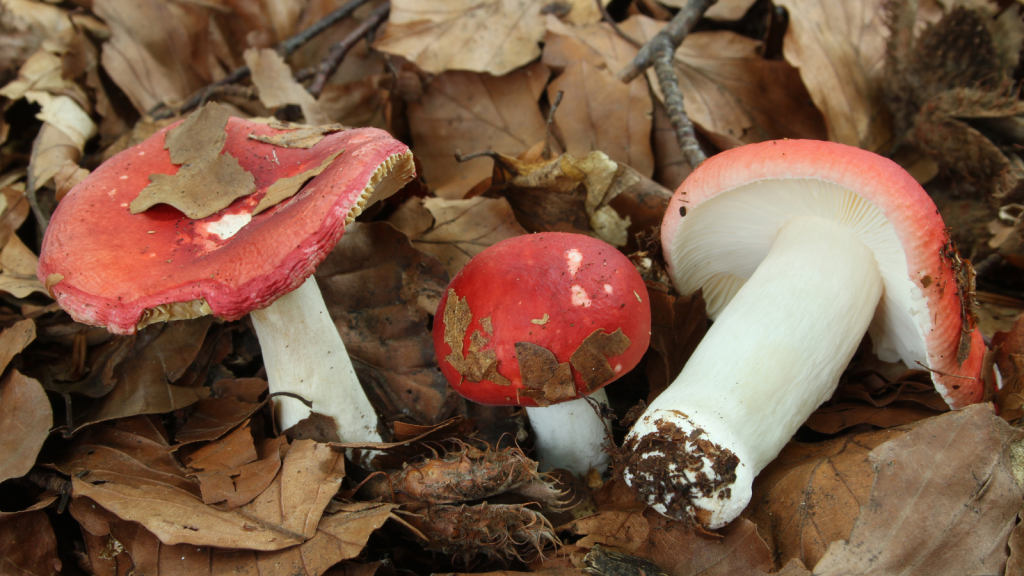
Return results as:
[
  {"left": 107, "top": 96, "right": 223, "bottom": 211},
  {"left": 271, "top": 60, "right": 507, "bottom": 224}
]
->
[
  {"left": 624, "top": 216, "right": 883, "bottom": 527},
  {"left": 250, "top": 276, "right": 382, "bottom": 443},
  {"left": 525, "top": 388, "right": 611, "bottom": 477}
]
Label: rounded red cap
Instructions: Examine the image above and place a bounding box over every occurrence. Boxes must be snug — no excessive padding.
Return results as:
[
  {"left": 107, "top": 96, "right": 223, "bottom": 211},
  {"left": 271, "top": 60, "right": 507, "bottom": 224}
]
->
[
  {"left": 433, "top": 232, "right": 651, "bottom": 408},
  {"left": 38, "top": 118, "right": 414, "bottom": 335}
]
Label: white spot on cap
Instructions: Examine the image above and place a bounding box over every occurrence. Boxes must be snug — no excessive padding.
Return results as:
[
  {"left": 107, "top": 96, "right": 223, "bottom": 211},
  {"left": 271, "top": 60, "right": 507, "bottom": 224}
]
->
[
  {"left": 614, "top": 363, "right": 622, "bottom": 373},
  {"left": 566, "top": 248, "right": 583, "bottom": 278},
  {"left": 202, "top": 212, "right": 252, "bottom": 240},
  {"left": 571, "top": 284, "right": 591, "bottom": 307},
  {"left": 119, "top": 175, "right": 128, "bottom": 180},
  {"left": 604, "top": 283, "right": 613, "bottom": 294},
  {"left": 120, "top": 202, "right": 128, "bottom": 207},
  {"left": 138, "top": 151, "right": 145, "bottom": 156}
]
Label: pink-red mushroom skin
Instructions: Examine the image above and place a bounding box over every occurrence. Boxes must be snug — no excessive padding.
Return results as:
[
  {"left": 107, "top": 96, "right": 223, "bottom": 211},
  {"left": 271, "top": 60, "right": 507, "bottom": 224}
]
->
[
  {"left": 37, "top": 119, "right": 410, "bottom": 335},
  {"left": 432, "top": 233, "right": 650, "bottom": 408}
]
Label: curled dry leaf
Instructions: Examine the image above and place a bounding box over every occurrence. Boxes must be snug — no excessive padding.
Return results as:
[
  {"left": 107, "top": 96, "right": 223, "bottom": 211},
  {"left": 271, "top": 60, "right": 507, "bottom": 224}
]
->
[
  {"left": 623, "top": 15, "right": 827, "bottom": 150},
  {"left": 0, "top": 370, "right": 51, "bottom": 484},
  {"left": 316, "top": 222, "right": 455, "bottom": 425},
  {"left": 0, "top": 509, "right": 61, "bottom": 576},
  {"left": 387, "top": 196, "right": 527, "bottom": 279},
  {"left": 0, "top": 234, "right": 47, "bottom": 298},
  {"left": 987, "top": 312, "right": 1024, "bottom": 422},
  {"left": 407, "top": 62, "right": 549, "bottom": 199},
  {"left": 774, "top": 0, "right": 891, "bottom": 151},
  {"left": 174, "top": 378, "right": 268, "bottom": 444},
  {"left": 244, "top": 48, "right": 330, "bottom": 125},
  {"left": 186, "top": 424, "right": 284, "bottom": 509},
  {"left": 72, "top": 497, "right": 396, "bottom": 576},
  {"left": 543, "top": 17, "right": 654, "bottom": 178}
]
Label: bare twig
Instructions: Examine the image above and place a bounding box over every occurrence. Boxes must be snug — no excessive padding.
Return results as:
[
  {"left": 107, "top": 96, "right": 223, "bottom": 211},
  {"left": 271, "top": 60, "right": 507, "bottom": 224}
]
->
[
  {"left": 152, "top": 0, "right": 375, "bottom": 119},
  {"left": 595, "top": 0, "right": 642, "bottom": 47},
  {"left": 309, "top": 2, "right": 391, "bottom": 97},
  {"left": 616, "top": 0, "right": 716, "bottom": 168}
]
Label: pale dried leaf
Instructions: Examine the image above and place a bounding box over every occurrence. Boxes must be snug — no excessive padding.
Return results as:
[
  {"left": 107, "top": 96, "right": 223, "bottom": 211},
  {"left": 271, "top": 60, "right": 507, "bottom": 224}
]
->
[
  {"left": 244, "top": 48, "right": 330, "bottom": 125},
  {"left": 374, "top": 0, "right": 546, "bottom": 76},
  {"left": 0, "top": 370, "right": 52, "bottom": 484},
  {"left": 0, "top": 234, "right": 46, "bottom": 298},
  {"left": 408, "top": 62, "right": 549, "bottom": 198},
  {"left": 0, "top": 319, "right": 35, "bottom": 375},
  {"left": 658, "top": 0, "right": 758, "bottom": 20},
  {"left": 813, "top": 405, "right": 1023, "bottom": 575},
  {"left": 29, "top": 122, "right": 81, "bottom": 191},
  {"left": 24, "top": 91, "right": 97, "bottom": 150},
  {"left": 774, "top": 0, "right": 891, "bottom": 151},
  {"left": 388, "top": 196, "right": 527, "bottom": 278}
]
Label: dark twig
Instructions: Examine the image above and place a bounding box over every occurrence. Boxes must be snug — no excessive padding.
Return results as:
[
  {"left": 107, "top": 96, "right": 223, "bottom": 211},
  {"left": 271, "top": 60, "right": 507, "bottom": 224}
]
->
[
  {"left": 543, "top": 90, "right": 565, "bottom": 159},
  {"left": 617, "top": 0, "right": 716, "bottom": 168},
  {"left": 595, "top": 0, "right": 641, "bottom": 47},
  {"left": 152, "top": 0, "right": 375, "bottom": 119},
  {"left": 309, "top": 2, "right": 391, "bottom": 98}
]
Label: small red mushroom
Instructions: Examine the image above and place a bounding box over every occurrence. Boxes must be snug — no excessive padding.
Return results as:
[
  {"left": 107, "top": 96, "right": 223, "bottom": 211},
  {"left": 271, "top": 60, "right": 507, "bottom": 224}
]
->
[
  {"left": 433, "top": 232, "right": 651, "bottom": 476},
  {"left": 37, "top": 112, "right": 416, "bottom": 445},
  {"left": 622, "top": 139, "right": 986, "bottom": 528}
]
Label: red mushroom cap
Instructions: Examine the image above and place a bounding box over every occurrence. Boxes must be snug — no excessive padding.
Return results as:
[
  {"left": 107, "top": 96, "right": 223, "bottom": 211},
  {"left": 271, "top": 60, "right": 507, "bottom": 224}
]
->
[
  {"left": 433, "top": 232, "right": 651, "bottom": 408},
  {"left": 661, "top": 139, "right": 984, "bottom": 408},
  {"left": 37, "top": 118, "right": 413, "bottom": 335}
]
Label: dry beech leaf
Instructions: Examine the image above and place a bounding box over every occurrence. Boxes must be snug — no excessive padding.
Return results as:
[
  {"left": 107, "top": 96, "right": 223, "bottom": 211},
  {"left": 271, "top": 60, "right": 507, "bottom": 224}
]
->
[
  {"left": 812, "top": 405, "right": 1023, "bottom": 575},
  {"left": 387, "top": 196, "right": 528, "bottom": 278},
  {"left": 1008, "top": 504, "right": 1024, "bottom": 576},
  {"left": 253, "top": 150, "right": 344, "bottom": 215},
  {"left": 543, "top": 17, "right": 653, "bottom": 177},
  {"left": 805, "top": 368, "right": 948, "bottom": 434},
  {"left": 0, "top": 318, "right": 35, "bottom": 375},
  {"left": 0, "top": 370, "right": 52, "bottom": 484},
  {"left": 515, "top": 341, "right": 575, "bottom": 406},
  {"left": 987, "top": 313, "right": 1024, "bottom": 422},
  {"left": 317, "top": 75, "right": 390, "bottom": 130},
  {"left": 130, "top": 103, "right": 256, "bottom": 219},
  {"left": 645, "top": 285, "right": 707, "bottom": 402},
  {"left": 244, "top": 48, "right": 330, "bottom": 125},
  {"left": 28, "top": 122, "right": 81, "bottom": 195},
  {"left": 0, "top": 509, "right": 61, "bottom": 576},
  {"left": 24, "top": 91, "right": 97, "bottom": 151},
  {"left": 774, "top": 0, "right": 891, "bottom": 151},
  {"left": 249, "top": 122, "right": 349, "bottom": 149},
  {"left": 94, "top": 0, "right": 214, "bottom": 114},
  {"left": 407, "top": 62, "right": 549, "bottom": 199},
  {"left": 175, "top": 378, "right": 268, "bottom": 444},
  {"left": 374, "top": 0, "right": 547, "bottom": 76},
  {"left": 316, "top": 222, "right": 456, "bottom": 425},
  {"left": 0, "top": 234, "right": 47, "bottom": 298},
  {"left": 623, "top": 15, "right": 827, "bottom": 150},
  {"left": 187, "top": 425, "right": 283, "bottom": 509},
  {"left": 71, "top": 496, "right": 396, "bottom": 576}
]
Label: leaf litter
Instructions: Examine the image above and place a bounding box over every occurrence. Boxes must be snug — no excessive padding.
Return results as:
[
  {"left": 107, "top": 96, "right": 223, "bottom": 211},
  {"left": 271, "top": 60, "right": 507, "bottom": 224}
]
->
[{"left": 0, "top": 0, "right": 1023, "bottom": 574}]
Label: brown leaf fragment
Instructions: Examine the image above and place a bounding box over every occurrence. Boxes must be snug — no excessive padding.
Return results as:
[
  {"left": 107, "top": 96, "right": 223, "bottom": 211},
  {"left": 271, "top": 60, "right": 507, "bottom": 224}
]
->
[
  {"left": 249, "top": 122, "right": 349, "bottom": 149},
  {"left": 442, "top": 288, "right": 511, "bottom": 387},
  {"left": 569, "top": 328, "right": 630, "bottom": 392},
  {"left": 130, "top": 103, "right": 257, "bottom": 219},
  {"left": 187, "top": 424, "right": 258, "bottom": 473},
  {"left": 1006, "top": 504, "right": 1024, "bottom": 576},
  {"left": 244, "top": 48, "right": 329, "bottom": 125},
  {"left": 988, "top": 313, "right": 1024, "bottom": 422},
  {"left": 194, "top": 455, "right": 282, "bottom": 510},
  {"left": 283, "top": 412, "right": 342, "bottom": 444},
  {"left": 253, "top": 149, "right": 344, "bottom": 215},
  {"left": 812, "top": 405, "right": 1024, "bottom": 575},
  {"left": 645, "top": 286, "right": 707, "bottom": 402},
  {"left": 515, "top": 342, "right": 576, "bottom": 407},
  {"left": 0, "top": 510, "right": 61, "bottom": 576},
  {"left": 0, "top": 318, "right": 35, "bottom": 375},
  {"left": 0, "top": 370, "right": 52, "bottom": 484},
  {"left": 175, "top": 378, "right": 268, "bottom": 444}
]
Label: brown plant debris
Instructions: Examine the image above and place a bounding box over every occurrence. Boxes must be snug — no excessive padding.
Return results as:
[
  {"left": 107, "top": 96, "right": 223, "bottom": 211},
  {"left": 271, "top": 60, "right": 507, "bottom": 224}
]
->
[
  {"left": 129, "top": 103, "right": 256, "bottom": 219},
  {"left": 249, "top": 122, "right": 350, "bottom": 149},
  {"left": 442, "top": 289, "right": 510, "bottom": 387},
  {"left": 569, "top": 328, "right": 630, "bottom": 392},
  {"left": 516, "top": 342, "right": 576, "bottom": 407},
  {"left": 617, "top": 415, "right": 740, "bottom": 526},
  {"left": 252, "top": 149, "right": 344, "bottom": 215},
  {"left": 403, "top": 503, "right": 559, "bottom": 563},
  {"left": 987, "top": 312, "right": 1024, "bottom": 422}
]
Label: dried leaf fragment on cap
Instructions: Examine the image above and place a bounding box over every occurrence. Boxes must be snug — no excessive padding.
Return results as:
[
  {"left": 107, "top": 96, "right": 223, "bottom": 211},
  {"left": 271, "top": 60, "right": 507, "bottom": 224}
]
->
[
  {"left": 253, "top": 149, "right": 345, "bottom": 215},
  {"left": 130, "top": 103, "right": 256, "bottom": 219},
  {"left": 570, "top": 328, "right": 630, "bottom": 391},
  {"left": 249, "top": 122, "right": 349, "bottom": 149},
  {"left": 442, "top": 289, "right": 510, "bottom": 386},
  {"left": 515, "top": 341, "right": 575, "bottom": 407}
]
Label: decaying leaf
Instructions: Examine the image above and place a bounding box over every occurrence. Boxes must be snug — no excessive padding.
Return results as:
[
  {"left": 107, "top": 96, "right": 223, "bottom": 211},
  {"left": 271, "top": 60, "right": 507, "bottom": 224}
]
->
[
  {"left": 249, "top": 122, "right": 349, "bottom": 149},
  {"left": 0, "top": 509, "right": 61, "bottom": 576},
  {"left": 388, "top": 196, "right": 528, "bottom": 278},
  {"left": 253, "top": 149, "right": 344, "bottom": 215},
  {"left": 0, "top": 370, "right": 52, "bottom": 484},
  {"left": 174, "top": 378, "right": 268, "bottom": 444},
  {"left": 186, "top": 425, "right": 284, "bottom": 509},
  {"left": 407, "top": 62, "right": 549, "bottom": 199},
  {"left": 0, "top": 318, "right": 35, "bottom": 375},
  {"left": 516, "top": 341, "right": 575, "bottom": 407},
  {"left": 316, "top": 222, "right": 457, "bottom": 424},
  {"left": 442, "top": 288, "right": 510, "bottom": 387},
  {"left": 988, "top": 313, "right": 1024, "bottom": 422},
  {"left": 645, "top": 285, "right": 708, "bottom": 402},
  {"left": 245, "top": 48, "right": 329, "bottom": 125},
  {"left": 0, "top": 234, "right": 47, "bottom": 298},
  {"left": 130, "top": 103, "right": 256, "bottom": 219},
  {"left": 569, "top": 328, "right": 630, "bottom": 392}
]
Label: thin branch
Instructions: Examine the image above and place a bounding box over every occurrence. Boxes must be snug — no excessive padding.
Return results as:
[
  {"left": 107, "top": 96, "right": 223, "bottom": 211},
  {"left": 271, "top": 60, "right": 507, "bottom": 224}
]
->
[
  {"left": 616, "top": 0, "right": 715, "bottom": 168},
  {"left": 595, "top": 0, "right": 641, "bottom": 47},
  {"left": 309, "top": 2, "right": 391, "bottom": 98},
  {"left": 152, "top": 0, "right": 375, "bottom": 119}
]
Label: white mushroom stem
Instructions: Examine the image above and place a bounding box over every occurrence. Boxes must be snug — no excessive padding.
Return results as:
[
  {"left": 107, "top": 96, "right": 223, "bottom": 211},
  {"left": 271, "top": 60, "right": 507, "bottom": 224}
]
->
[
  {"left": 525, "top": 388, "right": 612, "bottom": 477},
  {"left": 623, "top": 215, "right": 883, "bottom": 528},
  {"left": 250, "top": 276, "right": 382, "bottom": 443}
]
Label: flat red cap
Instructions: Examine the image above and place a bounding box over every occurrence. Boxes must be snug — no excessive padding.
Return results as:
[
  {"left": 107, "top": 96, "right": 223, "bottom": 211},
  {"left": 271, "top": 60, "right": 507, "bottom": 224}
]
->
[
  {"left": 38, "top": 118, "right": 414, "bottom": 334},
  {"left": 661, "top": 139, "right": 984, "bottom": 408},
  {"left": 433, "top": 233, "right": 651, "bottom": 408}
]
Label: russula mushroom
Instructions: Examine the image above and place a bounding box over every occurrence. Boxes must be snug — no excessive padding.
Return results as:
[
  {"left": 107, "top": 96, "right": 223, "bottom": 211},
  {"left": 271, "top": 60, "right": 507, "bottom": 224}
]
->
[
  {"left": 622, "top": 139, "right": 985, "bottom": 528},
  {"left": 432, "top": 232, "right": 651, "bottom": 476},
  {"left": 37, "top": 111, "right": 415, "bottom": 444}
]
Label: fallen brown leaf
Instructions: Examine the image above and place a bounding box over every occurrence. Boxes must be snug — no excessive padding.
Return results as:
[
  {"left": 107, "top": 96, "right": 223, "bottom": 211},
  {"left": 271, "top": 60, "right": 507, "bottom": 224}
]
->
[
  {"left": 387, "top": 196, "right": 527, "bottom": 278},
  {"left": 0, "top": 233, "right": 47, "bottom": 298},
  {"left": 317, "top": 75, "right": 391, "bottom": 130},
  {"left": 0, "top": 318, "right": 35, "bottom": 374},
  {"left": 812, "top": 405, "right": 1022, "bottom": 575},
  {"left": 407, "top": 62, "right": 549, "bottom": 199},
  {"left": 1008, "top": 505, "right": 1024, "bottom": 576},
  {"left": 0, "top": 509, "right": 61, "bottom": 576},
  {"left": 805, "top": 369, "right": 948, "bottom": 434},
  {"left": 245, "top": 48, "right": 330, "bottom": 125},
  {"left": 644, "top": 285, "right": 707, "bottom": 402},
  {"left": 316, "top": 222, "right": 455, "bottom": 426},
  {"left": 623, "top": 15, "right": 827, "bottom": 150},
  {"left": 987, "top": 312, "right": 1024, "bottom": 422},
  {"left": 0, "top": 370, "right": 51, "bottom": 484},
  {"left": 774, "top": 0, "right": 891, "bottom": 151},
  {"left": 173, "top": 378, "right": 268, "bottom": 444},
  {"left": 187, "top": 424, "right": 283, "bottom": 509}
]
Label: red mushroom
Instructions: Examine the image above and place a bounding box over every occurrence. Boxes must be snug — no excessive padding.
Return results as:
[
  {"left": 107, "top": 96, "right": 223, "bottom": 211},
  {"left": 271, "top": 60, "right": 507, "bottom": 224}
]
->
[
  {"left": 622, "top": 139, "right": 985, "bottom": 528},
  {"left": 37, "top": 110, "right": 415, "bottom": 444},
  {"left": 433, "top": 232, "right": 651, "bottom": 476}
]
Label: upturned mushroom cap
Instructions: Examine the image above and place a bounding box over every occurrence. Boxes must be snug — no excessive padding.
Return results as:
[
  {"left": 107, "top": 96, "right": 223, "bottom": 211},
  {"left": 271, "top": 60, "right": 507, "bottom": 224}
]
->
[
  {"left": 660, "top": 139, "right": 984, "bottom": 408},
  {"left": 38, "top": 118, "right": 414, "bottom": 335},
  {"left": 432, "top": 233, "right": 651, "bottom": 408}
]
